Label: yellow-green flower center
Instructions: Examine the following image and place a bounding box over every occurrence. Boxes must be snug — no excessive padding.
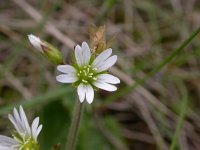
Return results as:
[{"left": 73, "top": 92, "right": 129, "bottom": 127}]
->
[
  {"left": 77, "top": 65, "right": 97, "bottom": 84},
  {"left": 20, "top": 138, "right": 39, "bottom": 150},
  {"left": 13, "top": 133, "right": 39, "bottom": 150}
]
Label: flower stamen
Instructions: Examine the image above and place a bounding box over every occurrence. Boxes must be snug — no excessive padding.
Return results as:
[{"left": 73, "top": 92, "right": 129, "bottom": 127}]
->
[{"left": 76, "top": 65, "right": 97, "bottom": 84}]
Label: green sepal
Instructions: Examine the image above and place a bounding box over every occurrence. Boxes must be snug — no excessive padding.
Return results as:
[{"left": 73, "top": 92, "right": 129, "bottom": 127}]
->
[{"left": 41, "top": 41, "right": 64, "bottom": 65}]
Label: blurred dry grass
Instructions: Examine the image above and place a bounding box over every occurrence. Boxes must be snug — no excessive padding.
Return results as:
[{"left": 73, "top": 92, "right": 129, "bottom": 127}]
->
[{"left": 0, "top": 0, "right": 200, "bottom": 149}]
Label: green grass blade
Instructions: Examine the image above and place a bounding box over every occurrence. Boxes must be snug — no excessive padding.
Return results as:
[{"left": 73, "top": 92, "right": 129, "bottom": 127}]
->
[
  {"left": 106, "top": 26, "right": 200, "bottom": 103},
  {"left": 170, "top": 81, "right": 188, "bottom": 150}
]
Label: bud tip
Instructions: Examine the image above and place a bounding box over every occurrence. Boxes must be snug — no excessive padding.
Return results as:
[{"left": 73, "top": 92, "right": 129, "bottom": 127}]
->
[{"left": 28, "top": 34, "right": 43, "bottom": 52}]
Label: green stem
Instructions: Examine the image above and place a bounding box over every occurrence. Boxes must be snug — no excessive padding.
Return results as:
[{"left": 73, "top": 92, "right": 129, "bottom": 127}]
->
[
  {"left": 66, "top": 100, "right": 84, "bottom": 150},
  {"left": 106, "top": 26, "right": 200, "bottom": 103},
  {"left": 170, "top": 81, "right": 188, "bottom": 150}
]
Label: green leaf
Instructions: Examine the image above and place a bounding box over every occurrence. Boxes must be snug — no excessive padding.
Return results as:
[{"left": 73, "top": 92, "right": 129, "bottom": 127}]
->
[
  {"left": 104, "top": 116, "right": 125, "bottom": 144},
  {"left": 38, "top": 101, "right": 70, "bottom": 150},
  {"left": 77, "top": 113, "right": 115, "bottom": 150}
]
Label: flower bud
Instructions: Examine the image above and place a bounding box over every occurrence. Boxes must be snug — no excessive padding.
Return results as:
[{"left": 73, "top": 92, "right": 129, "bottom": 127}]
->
[{"left": 28, "top": 34, "right": 63, "bottom": 65}]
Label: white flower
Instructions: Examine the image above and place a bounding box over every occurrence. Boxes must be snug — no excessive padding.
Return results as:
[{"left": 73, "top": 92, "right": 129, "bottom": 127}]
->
[
  {"left": 0, "top": 106, "right": 42, "bottom": 150},
  {"left": 28, "top": 34, "right": 43, "bottom": 53},
  {"left": 56, "top": 41, "right": 120, "bottom": 104}
]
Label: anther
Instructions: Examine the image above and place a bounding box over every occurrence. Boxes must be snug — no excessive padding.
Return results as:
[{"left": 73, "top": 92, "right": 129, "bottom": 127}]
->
[{"left": 82, "top": 79, "right": 88, "bottom": 83}]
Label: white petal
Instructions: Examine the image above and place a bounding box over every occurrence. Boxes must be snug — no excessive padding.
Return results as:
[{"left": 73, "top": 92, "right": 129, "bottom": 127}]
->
[
  {"left": 12, "top": 108, "right": 23, "bottom": 133},
  {"left": 96, "top": 55, "right": 117, "bottom": 72},
  {"left": 13, "top": 108, "right": 21, "bottom": 126},
  {"left": 92, "top": 48, "right": 112, "bottom": 68},
  {"left": 0, "top": 146, "right": 15, "bottom": 150},
  {"left": 85, "top": 84, "right": 94, "bottom": 104},
  {"left": 56, "top": 74, "right": 77, "bottom": 83},
  {"left": 75, "top": 45, "right": 83, "bottom": 67},
  {"left": 36, "top": 125, "right": 43, "bottom": 139},
  {"left": 19, "top": 106, "right": 31, "bottom": 136},
  {"left": 82, "top": 42, "right": 91, "bottom": 65},
  {"left": 57, "top": 65, "right": 76, "bottom": 74},
  {"left": 0, "top": 135, "right": 19, "bottom": 147},
  {"left": 8, "top": 114, "right": 21, "bottom": 135},
  {"left": 28, "top": 34, "right": 43, "bottom": 52},
  {"left": 77, "top": 83, "right": 86, "bottom": 103},
  {"left": 0, "top": 135, "right": 19, "bottom": 150},
  {"left": 93, "top": 81, "right": 117, "bottom": 91},
  {"left": 97, "top": 74, "right": 120, "bottom": 84},
  {"left": 31, "top": 117, "right": 39, "bottom": 141}
]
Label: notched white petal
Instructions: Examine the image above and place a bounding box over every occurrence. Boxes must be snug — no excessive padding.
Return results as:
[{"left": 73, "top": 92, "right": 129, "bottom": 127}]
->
[
  {"left": 36, "top": 124, "right": 43, "bottom": 138},
  {"left": 57, "top": 65, "right": 76, "bottom": 74},
  {"left": 37, "top": 124, "right": 43, "bottom": 134},
  {"left": 0, "top": 135, "right": 19, "bottom": 150},
  {"left": 97, "top": 74, "right": 120, "bottom": 84},
  {"left": 82, "top": 42, "right": 91, "bottom": 65},
  {"left": 77, "top": 83, "right": 86, "bottom": 103},
  {"left": 75, "top": 45, "right": 83, "bottom": 67},
  {"left": 93, "top": 81, "right": 117, "bottom": 91},
  {"left": 85, "top": 84, "right": 94, "bottom": 104},
  {"left": 13, "top": 108, "right": 21, "bottom": 124},
  {"left": 0, "top": 135, "right": 19, "bottom": 146},
  {"left": 0, "top": 145, "right": 14, "bottom": 150},
  {"left": 92, "top": 48, "right": 112, "bottom": 68},
  {"left": 56, "top": 74, "right": 77, "bottom": 83},
  {"left": 19, "top": 106, "right": 31, "bottom": 135},
  {"left": 31, "top": 117, "right": 39, "bottom": 141},
  {"left": 96, "top": 55, "right": 117, "bottom": 72},
  {"left": 8, "top": 114, "right": 21, "bottom": 135}
]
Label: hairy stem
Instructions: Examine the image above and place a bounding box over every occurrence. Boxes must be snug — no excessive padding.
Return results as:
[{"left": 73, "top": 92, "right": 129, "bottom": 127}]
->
[{"left": 66, "top": 100, "right": 84, "bottom": 150}]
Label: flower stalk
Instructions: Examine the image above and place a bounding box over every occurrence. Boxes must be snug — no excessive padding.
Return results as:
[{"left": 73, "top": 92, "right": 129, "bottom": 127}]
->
[{"left": 66, "top": 100, "right": 84, "bottom": 150}]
